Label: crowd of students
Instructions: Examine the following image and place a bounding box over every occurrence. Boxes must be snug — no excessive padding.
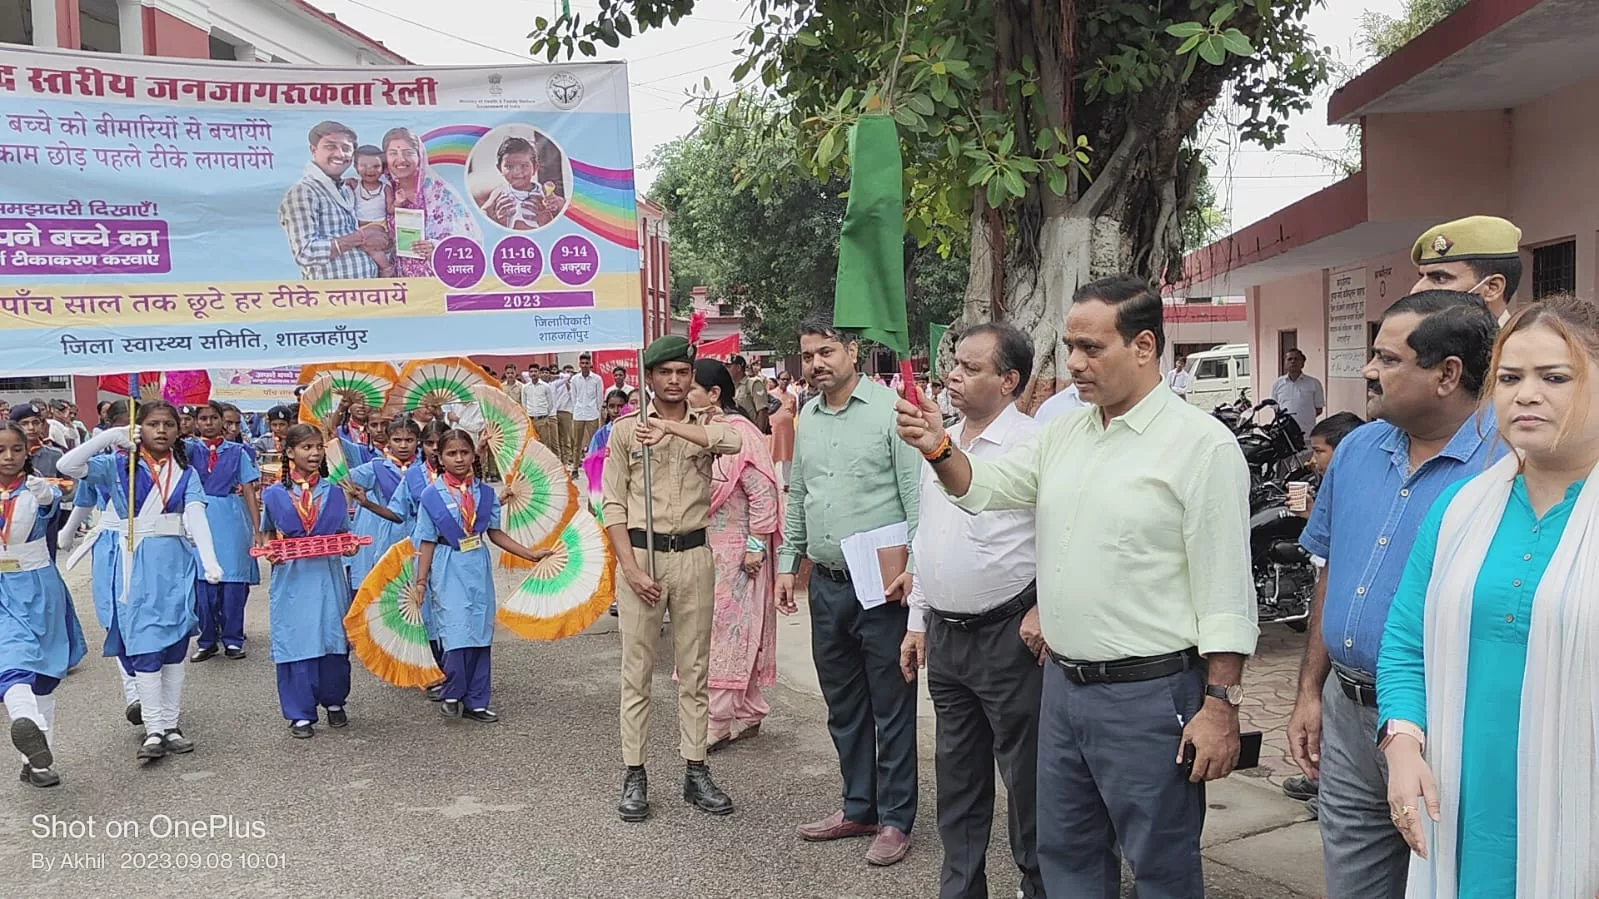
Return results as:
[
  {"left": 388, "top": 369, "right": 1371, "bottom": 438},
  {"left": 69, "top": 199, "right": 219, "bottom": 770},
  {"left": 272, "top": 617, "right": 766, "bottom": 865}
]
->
[{"left": 0, "top": 391, "right": 565, "bottom": 785}]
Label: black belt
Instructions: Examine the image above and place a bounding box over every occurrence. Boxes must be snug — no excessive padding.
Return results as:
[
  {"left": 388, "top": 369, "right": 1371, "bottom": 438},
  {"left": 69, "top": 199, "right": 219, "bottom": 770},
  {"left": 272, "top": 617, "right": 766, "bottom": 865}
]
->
[
  {"left": 1048, "top": 647, "right": 1201, "bottom": 686},
  {"left": 930, "top": 582, "right": 1037, "bottom": 632},
  {"left": 813, "top": 563, "right": 851, "bottom": 583},
  {"left": 1334, "top": 667, "right": 1378, "bottom": 708},
  {"left": 628, "top": 528, "right": 706, "bottom": 553}
]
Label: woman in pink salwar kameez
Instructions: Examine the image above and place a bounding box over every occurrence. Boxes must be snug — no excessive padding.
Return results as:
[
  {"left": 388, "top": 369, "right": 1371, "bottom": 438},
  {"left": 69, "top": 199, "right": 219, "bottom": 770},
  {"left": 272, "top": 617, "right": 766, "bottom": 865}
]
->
[{"left": 688, "top": 359, "right": 782, "bottom": 750}]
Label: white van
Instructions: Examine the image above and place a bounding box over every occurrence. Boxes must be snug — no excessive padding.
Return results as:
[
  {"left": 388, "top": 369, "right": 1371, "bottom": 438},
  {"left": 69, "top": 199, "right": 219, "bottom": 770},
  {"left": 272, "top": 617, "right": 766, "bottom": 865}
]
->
[{"left": 1182, "top": 344, "right": 1251, "bottom": 411}]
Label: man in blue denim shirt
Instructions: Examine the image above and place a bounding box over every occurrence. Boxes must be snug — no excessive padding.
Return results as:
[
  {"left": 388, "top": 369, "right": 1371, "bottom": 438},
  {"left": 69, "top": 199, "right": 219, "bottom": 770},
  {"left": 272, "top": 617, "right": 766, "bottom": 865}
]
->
[{"left": 1288, "top": 290, "right": 1502, "bottom": 899}]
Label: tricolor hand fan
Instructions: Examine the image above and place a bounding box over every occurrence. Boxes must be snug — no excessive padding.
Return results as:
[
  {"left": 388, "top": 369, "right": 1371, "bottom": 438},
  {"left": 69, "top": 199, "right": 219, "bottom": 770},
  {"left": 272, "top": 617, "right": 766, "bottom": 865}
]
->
[
  {"left": 298, "top": 374, "right": 341, "bottom": 433},
  {"left": 324, "top": 435, "right": 352, "bottom": 484},
  {"left": 345, "top": 540, "right": 441, "bottom": 689},
  {"left": 498, "top": 508, "right": 615, "bottom": 641},
  {"left": 470, "top": 384, "right": 535, "bottom": 476},
  {"left": 297, "top": 361, "right": 397, "bottom": 411},
  {"left": 392, "top": 357, "right": 496, "bottom": 414},
  {"left": 498, "top": 440, "right": 578, "bottom": 569}
]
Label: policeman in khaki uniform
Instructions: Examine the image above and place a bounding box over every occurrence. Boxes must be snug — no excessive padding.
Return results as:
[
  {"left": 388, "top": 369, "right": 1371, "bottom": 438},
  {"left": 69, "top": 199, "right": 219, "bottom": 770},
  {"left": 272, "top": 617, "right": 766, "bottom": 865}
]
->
[
  {"left": 1410, "top": 215, "right": 1524, "bottom": 327},
  {"left": 602, "top": 335, "right": 743, "bottom": 823}
]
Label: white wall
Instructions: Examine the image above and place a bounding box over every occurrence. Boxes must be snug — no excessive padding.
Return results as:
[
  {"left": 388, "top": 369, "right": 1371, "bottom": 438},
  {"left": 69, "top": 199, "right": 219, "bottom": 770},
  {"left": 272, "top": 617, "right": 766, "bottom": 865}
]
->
[{"left": 206, "top": 0, "right": 392, "bottom": 65}]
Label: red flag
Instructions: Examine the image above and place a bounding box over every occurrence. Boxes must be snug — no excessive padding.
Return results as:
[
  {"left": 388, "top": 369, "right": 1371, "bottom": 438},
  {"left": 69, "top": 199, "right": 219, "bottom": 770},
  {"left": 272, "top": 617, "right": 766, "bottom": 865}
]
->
[
  {"left": 162, "top": 370, "right": 211, "bottom": 406},
  {"left": 98, "top": 371, "right": 160, "bottom": 397},
  {"left": 698, "top": 332, "right": 741, "bottom": 361}
]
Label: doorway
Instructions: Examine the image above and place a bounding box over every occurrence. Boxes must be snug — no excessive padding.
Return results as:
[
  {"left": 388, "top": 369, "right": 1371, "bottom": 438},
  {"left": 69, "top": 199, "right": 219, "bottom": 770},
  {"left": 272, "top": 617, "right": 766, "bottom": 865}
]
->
[{"left": 1278, "top": 330, "right": 1298, "bottom": 376}]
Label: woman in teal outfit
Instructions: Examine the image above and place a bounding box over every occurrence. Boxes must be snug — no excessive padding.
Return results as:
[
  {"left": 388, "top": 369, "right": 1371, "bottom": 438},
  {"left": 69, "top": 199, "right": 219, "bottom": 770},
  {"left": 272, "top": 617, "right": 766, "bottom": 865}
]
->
[{"left": 1377, "top": 294, "right": 1599, "bottom": 899}]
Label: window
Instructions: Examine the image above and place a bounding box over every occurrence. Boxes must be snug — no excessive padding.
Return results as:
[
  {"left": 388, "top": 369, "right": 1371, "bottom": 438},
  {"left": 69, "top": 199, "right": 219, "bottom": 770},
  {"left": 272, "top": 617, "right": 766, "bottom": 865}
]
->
[
  {"left": 1235, "top": 355, "right": 1250, "bottom": 377},
  {"left": 1532, "top": 240, "right": 1576, "bottom": 299},
  {"left": 1195, "top": 358, "right": 1229, "bottom": 380},
  {"left": 0, "top": 375, "right": 69, "bottom": 393}
]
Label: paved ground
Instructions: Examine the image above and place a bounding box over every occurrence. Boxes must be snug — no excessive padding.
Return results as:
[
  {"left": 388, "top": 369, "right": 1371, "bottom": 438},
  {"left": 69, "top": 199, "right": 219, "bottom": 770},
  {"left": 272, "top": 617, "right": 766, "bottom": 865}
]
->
[{"left": 2, "top": 561, "right": 1326, "bottom": 898}]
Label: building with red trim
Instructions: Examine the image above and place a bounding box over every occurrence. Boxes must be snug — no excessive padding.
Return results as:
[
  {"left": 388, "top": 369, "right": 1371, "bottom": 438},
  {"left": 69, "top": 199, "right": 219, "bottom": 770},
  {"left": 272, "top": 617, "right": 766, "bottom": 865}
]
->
[
  {"left": 1169, "top": 0, "right": 1592, "bottom": 416},
  {"left": 0, "top": 0, "right": 406, "bottom": 409}
]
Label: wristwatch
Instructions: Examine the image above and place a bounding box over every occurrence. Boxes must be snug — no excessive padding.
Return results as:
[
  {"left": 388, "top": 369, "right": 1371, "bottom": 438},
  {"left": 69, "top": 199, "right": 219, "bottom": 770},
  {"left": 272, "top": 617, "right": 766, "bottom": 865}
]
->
[{"left": 1204, "top": 684, "right": 1244, "bottom": 706}]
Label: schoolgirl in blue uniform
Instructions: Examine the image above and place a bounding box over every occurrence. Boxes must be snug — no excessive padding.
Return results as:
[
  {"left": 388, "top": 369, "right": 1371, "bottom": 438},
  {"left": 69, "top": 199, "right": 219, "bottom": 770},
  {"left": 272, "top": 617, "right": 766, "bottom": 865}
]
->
[
  {"left": 220, "top": 404, "right": 257, "bottom": 464},
  {"left": 0, "top": 422, "right": 87, "bottom": 787},
  {"left": 411, "top": 429, "right": 549, "bottom": 722},
  {"left": 386, "top": 420, "right": 450, "bottom": 697},
  {"left": 335, "top": 401, "right": 377, "bottom": 462},
  {"left": 258, "top": 424, "right": 359, "bottom": 739},
  {"left": 58, "top": 401, "right": 142, "bottom": 727},
  {"left": 186, "top": 402, "right": 261, "bottom": 663},
  {"left": 58, "top": 401, "right": 223, "bottom": 763},
  {"left": 342, "top": 419, "right": 418, "bottom": 596}
]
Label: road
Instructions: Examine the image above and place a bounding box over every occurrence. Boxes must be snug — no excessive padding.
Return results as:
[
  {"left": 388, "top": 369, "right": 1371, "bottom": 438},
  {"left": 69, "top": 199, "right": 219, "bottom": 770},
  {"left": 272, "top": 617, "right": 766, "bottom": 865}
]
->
[{"left": 1, "top": 562, "right": 1324, "bottom": 898}]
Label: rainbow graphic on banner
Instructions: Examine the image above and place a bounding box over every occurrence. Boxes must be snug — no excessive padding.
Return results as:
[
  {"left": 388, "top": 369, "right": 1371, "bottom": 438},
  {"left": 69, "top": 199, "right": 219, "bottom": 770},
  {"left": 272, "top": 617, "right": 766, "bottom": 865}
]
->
[{"left": 421, "top": 125, "right": 638, "bottom": 250}]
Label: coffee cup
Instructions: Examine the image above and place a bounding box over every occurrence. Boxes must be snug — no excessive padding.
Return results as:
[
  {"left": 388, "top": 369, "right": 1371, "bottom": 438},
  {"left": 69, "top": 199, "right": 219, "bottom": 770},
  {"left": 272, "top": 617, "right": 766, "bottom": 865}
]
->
[{"left": 1286, "top": 481, "right": 1310, "bottom": 512}]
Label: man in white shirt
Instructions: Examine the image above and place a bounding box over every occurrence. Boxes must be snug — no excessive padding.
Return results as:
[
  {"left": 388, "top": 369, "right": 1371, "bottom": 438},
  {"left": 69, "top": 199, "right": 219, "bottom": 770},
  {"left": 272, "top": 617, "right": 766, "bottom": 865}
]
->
[
  {"left": 551, "top": 364, "right": 575, "bottom": 469},
  {"left": 900, "top": 323, "right": 1045, "bottom": 899},
  {"left": 569, "top": 352, "right": 606, "bottom": 469},
  {"left": 1031, "top": 382, "right": 1085, "bottom": 424},
  {"left": 1165, "top": 355, "right": 1191, "bottom": 398},
  {"left": 521, "top": 364, "right": 557, "bottom": 452},
  {"left": 609, "top": 365, "right": 630, "bottom": 395},
  {"left": 1269, "top": 348, "right": 1325, "bottom": 440}
]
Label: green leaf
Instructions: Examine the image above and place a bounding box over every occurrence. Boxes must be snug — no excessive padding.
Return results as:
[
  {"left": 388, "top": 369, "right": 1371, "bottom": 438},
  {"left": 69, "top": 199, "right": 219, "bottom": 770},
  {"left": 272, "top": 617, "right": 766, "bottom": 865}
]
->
[
  {"left": 947, "top": 134, "right": 962, "bottom": 158},
  {"left": 615, "top": 15, "right": 632, "bottom": 38},
  {"left": 1021, "top": 81, "right": 1037, "bottom": 97},
  {"left": 1198, "top": 37, "right": 1225, "bottom": 66},
  {"left": 966, "top": 164, "right": 991, "bottom": 186},
  {"left": 985, "top": 177, "right": 1007, "bottom": 209},
  {"left": 1047, "top": 168, "right": 1067, "bottom": 196},
  {"left": 817, "top": 127, "right": 839, "bottom": 166},
  {"left": 891, "top": 105, "right": 925, "bottom": 131},
  {"left": 577, "top": 39, "right": 596, "bottom": 56},
  {"left": 796, "top": 31, "right": 821, "bottom": 47},
  {"left": 1000, "top": 168, "right": 1026, "bottom": 199},
  {"left": 931, "top": 61, "right": 947, "bottom": 75},
  {"left": 1053, "top": 153, "right": 1070, "bottom": 167},
  {"left": 905, "top": 93, "right": 935, "bottom": 117},
  {"left": 1074, "top": 150, "right": 1090, "bottom": 164},
  {"left": 1177, "top": 33, "right": 1205, "bottom": 55},
  {"left": 1210, "top": 3, "right": 1236, "bottom": 28},
  {"left": 1220, "top": 28, "right": 1254, "bottom": 57},
  {"left": 997, "top": 130, "right": 1015, "bottom": 155},
  {"left": 1165, "top": 21, "right": 1206, "bottom": 38}
]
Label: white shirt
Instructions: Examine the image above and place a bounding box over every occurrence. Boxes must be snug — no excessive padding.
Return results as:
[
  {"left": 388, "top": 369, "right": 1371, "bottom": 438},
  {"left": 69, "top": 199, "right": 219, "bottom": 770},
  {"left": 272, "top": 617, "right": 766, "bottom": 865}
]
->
[
  {"left": 47, "top": 419, "right": 77, "bottom": 449},
  {"left": 521, "top": 379, "right": 553, "bottom": 418},
  {"left": 1032, "top": 384, "right": 1085, "bottom": 424},
  {"left": 908, "top": 403, "right": 1039, "bottom": 632},
  {"left": 569, "top": 372, "right": 605, "bottom": 422},
  {"left": 551, "top": 374, "right": 573, "bottom": 413},
  {"left": 444, "top": 402, "right": 483, "bottom": 438},
  {"left": 1165, "top": 368, "right": 1191, "bottom": 396},
  {"left": 1269, "top": 373, "right": 1325, "bottom": 439}
]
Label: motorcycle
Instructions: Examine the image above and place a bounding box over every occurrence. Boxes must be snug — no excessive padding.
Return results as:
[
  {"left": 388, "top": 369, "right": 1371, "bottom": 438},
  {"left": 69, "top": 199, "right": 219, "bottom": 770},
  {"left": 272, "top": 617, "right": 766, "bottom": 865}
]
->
[{"left": 1228, "top": 400, "right": 1316, "bottom": 632}]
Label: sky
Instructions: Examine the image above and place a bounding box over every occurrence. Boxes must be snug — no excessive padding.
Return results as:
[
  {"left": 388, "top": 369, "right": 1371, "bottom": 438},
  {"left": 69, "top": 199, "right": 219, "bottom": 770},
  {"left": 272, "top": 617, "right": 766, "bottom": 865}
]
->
[{"left": 317, "top": 0, "right": 1410, "bottom": 234}]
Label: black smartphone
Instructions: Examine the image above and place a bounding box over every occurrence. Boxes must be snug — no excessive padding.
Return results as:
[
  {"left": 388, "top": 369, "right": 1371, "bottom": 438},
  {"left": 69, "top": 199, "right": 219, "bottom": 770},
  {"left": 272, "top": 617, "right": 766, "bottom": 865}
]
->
[
  {"left": 1179, "top": 731, "right": 1264, "bottom": 777},
  {"left": 1238, "top": 730, "right": 1263, "bottom": 770}
]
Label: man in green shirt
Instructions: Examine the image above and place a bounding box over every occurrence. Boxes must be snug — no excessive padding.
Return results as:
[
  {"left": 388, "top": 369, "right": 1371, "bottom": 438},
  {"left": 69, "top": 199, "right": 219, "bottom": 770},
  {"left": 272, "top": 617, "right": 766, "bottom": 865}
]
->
[
  {"left": 777, "top": 312, "right": 922, "bottom": 867},
  {"left": 896, "top": 276, "right": 1257, "bottom": 898}
]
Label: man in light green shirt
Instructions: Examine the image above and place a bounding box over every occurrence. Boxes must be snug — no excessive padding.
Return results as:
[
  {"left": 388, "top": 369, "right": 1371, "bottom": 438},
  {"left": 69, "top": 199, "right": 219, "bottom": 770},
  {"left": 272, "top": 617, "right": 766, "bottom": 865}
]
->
[
  {"left": 776, "top": 313, "right": 921, "bottom": 867},
  {"left": 896, "top": 276, "right": 1258, "bottom": 898}
]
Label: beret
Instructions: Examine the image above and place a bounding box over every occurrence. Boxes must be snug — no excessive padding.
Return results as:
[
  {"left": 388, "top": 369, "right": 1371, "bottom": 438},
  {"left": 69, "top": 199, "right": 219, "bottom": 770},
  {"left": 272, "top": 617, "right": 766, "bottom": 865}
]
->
[
  {"left": 1412, "top": 216, "right": 1522, "bottom": 266},
  {"left": 642, "top": 335, "right": 695, "bottom": 370}
]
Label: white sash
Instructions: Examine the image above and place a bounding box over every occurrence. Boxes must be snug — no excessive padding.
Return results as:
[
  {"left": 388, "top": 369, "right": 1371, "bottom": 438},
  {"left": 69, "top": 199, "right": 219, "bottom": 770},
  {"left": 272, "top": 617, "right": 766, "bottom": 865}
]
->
[
  {"left": 1411, "top": 454, "right": 1599, "bottom": 898},
  {"left": 0, "top": 538, "right": 51, "bottom": 572}
]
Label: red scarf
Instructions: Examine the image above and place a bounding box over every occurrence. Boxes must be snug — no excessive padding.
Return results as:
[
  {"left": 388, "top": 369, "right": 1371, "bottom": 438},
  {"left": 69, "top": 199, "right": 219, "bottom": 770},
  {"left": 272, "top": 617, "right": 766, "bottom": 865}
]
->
[
  {"left": 0, "top": 475, "right": 23, "bottom": 547},
  {"left": 289, "top": 471, "right": 321, "bottom": 533},
  {"left": 140, "top": 451, "right": 175, "bottom": 509},
  {"left": 202, "top": 435, "right": 225, "bottom": 467},
  {"left": 442, "top": 472, "right": 477, "bottom": 531}
]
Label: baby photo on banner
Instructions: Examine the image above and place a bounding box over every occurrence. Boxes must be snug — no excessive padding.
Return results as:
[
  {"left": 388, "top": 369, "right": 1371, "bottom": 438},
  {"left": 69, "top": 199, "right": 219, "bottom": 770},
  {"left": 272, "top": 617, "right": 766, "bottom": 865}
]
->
[{"left": 0, "top": 47, "right": 643, "bottom": 378}]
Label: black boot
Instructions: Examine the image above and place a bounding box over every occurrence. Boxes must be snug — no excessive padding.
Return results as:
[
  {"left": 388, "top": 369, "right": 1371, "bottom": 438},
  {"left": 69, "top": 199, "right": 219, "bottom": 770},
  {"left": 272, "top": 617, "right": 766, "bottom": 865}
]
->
[
  {"left": 684, "top": 762, "right": 734, "bottom": 816},
  {"left": 617, "top": 767, "right": 649, "bottom": 823}
]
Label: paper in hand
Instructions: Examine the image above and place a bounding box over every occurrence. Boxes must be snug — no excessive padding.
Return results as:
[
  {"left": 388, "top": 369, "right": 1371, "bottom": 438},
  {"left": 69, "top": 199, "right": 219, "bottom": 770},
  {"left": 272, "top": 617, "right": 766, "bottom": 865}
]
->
[{"left": 840, "top": 521, "right": 909, "bottom": 610}]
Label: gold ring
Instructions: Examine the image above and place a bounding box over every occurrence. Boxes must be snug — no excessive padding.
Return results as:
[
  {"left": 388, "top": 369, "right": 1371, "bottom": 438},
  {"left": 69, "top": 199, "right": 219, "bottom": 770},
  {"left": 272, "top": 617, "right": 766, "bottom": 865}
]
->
[{"left": 1389, "top": 805, "right": 1414, "bottom": 821}]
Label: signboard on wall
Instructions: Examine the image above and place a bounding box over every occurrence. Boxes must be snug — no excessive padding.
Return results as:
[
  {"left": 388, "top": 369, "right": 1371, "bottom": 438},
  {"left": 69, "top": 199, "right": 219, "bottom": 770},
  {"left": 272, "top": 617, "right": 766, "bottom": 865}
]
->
[{"left": 1327, "top": 267, "right": 1368, "bottom": 379}]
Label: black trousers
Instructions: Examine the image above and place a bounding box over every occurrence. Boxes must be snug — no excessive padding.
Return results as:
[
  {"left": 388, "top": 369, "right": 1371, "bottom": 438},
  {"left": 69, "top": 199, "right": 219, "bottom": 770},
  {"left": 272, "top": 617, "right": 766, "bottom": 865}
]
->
[
  {"left": 807, "top": 568, "right": 918, "bottom": 832},
  {"left": 928, "top": 604, "right": 1044, "bottom": 899}
]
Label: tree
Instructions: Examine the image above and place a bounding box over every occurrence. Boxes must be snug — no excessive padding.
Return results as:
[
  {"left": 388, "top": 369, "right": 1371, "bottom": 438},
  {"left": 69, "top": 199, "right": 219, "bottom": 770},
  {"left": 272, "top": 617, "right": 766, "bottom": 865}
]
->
[
  {"left": 1295, "top": 0, "right": 1469, "bottom": 177},
  {"left": 531, "top": 1, "right": 1327, "bottom": 396},
  {"left": 648, "top": 99, "right": 965, "bottom": 356}
]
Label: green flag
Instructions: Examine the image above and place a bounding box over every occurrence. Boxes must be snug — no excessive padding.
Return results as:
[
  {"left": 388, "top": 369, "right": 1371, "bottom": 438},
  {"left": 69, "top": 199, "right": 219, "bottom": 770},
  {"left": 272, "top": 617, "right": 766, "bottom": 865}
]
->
[
  {"left": 832, "top": 115, "right": 908, "bottom": 356},
  {"left": 929, "top": 322, "right": 949, "bottom": 377}
]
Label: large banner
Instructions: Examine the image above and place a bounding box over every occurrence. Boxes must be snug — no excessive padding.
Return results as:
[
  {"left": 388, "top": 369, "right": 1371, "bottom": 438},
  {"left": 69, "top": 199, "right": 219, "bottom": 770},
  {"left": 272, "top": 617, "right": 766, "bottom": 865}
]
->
[
  {"left": 208, "top": 367, "right": 300, "bottom": 411},
  {"left": 0, "top": 47, "right": 641, "bottom": 376}
]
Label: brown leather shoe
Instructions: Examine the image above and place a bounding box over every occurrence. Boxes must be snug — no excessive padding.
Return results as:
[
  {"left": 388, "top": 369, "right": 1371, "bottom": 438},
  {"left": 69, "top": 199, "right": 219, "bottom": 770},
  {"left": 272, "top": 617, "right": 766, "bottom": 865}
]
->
[
  {"left": 865, "top": 827, "right": 911, "bottom": 866},
  {"left": 796, "top": 810, "right": 878, "bottom": 842}
]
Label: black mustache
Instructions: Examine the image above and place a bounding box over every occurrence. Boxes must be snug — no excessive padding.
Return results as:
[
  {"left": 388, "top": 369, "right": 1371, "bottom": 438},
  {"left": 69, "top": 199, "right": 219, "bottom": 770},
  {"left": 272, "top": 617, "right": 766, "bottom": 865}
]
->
[{"left": 1366, "top": 380, "right": 1382, "bottom": 395}]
